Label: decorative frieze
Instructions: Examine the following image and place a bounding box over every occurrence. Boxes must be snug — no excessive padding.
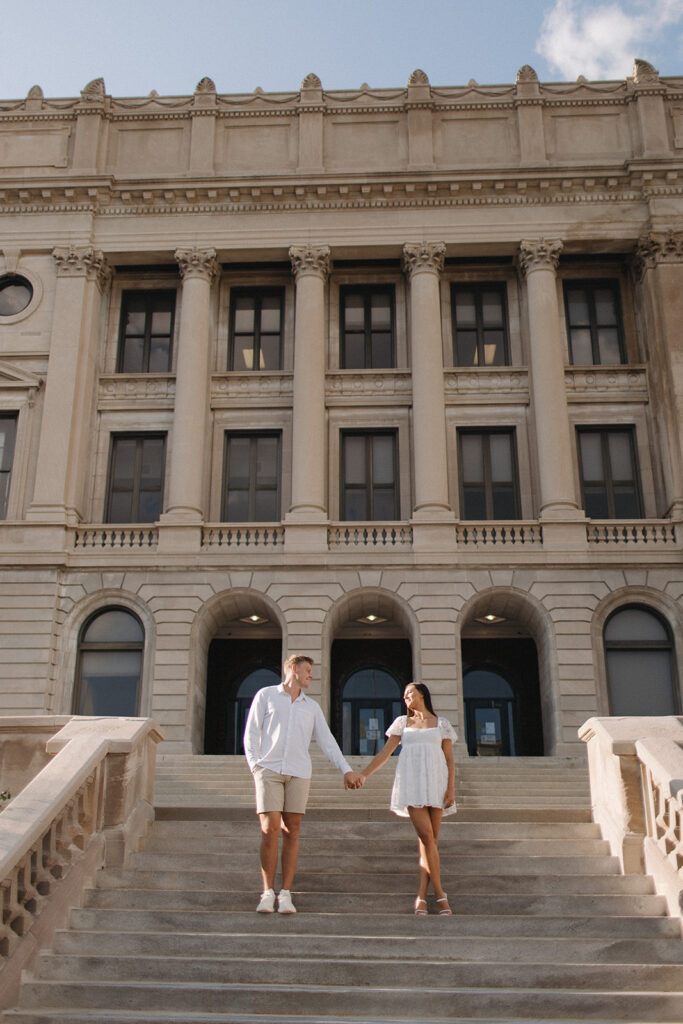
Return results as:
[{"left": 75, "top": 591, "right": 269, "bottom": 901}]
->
[
  {"left": 288, "top": 244, "right": 330, "bottom": 280},
  {"left": 444, "top": 369, "right": 529, "bottom": 404},
  {"left": 51, "top": 245, "right": 111, "bottom": 289},
  {"left": 518, "top": 238, "right": 563, "bottom": 275},
  {"left": 634, "top": 230, "right": 683, "bottom": 277},
  {"left": 99, "top": 374, "right": 176, "bottom": 406},
  {"left": 211, "top": 372, "right": 292, "bottom": 405},
  {"left": 326, "top": 371, "right": 412, "bottom": 404},
  {"left": 174, "top": 246, "right": 218, "bottom": 282},
  {"left": 402, "top": 241, "right": 446, "bottom": 277},
  {"left": 565, "top": 366, "right": 648, "bottom": 403}
]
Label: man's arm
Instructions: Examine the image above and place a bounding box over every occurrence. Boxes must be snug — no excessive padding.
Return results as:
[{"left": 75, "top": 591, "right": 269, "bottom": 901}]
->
[{"left": 243, "top": 688, "right": 266, "bottom": 771}]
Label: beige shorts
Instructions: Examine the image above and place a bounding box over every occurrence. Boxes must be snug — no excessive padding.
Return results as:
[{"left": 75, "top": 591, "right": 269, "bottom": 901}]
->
[{"left": 252, "top": 765, "right": 311, "bottom": 815}]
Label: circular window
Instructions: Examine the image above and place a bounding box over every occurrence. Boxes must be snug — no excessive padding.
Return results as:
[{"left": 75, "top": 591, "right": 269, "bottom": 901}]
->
[{"left": 0, "top": 275, "right": 33, "bottom": 316}]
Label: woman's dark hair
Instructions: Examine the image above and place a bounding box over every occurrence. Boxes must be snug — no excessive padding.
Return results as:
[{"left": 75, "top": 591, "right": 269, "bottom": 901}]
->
[{"left": 405, "top": 681, "right": 436, "bottom": 718}]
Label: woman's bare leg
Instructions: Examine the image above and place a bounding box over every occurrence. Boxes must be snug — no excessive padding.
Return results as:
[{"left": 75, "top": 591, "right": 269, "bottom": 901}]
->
[
  {"left": 408, "top": 806, "right": 446, "bottom": 900},
  {"left": 417, "top": 806, "right": 444, "bottom": 899}
]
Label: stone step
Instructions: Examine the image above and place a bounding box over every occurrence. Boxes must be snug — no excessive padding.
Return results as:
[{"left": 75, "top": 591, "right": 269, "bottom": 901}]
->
[
  {"left": 53, "top": 927, "right": 683, "bottom": 965},
  {"left": 33, "top": 952, "right": 683, "bottom": 991},
  {"left": 69, "top": 907, "right": 680, "bottom": 940},
  {"left": 83, "top": 886, "right": 667, "bottom": 917},
  {"left": 153, "top": 805, "right": 594, "bottom": 822},
  {"left": 15, "top": 978, "right": 683, "bottom": 1021},
  {"left": 149, "top": 818, "right": 602, "bottom": 839}
]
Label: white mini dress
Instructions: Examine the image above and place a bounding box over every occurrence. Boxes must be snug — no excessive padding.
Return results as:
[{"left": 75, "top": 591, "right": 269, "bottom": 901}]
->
[{"left": 386, "top": 715, "right": 457, "bottom": 818}]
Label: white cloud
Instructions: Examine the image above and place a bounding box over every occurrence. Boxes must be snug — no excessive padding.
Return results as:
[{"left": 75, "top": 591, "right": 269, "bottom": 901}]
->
[{"left": 535, "top": 0, "right": 683, "bottom": 80}]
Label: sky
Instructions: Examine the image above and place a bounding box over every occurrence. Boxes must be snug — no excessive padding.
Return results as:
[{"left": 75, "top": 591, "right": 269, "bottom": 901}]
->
[{"left": 1, "top": 0, "right": 683, "bottom": 99}]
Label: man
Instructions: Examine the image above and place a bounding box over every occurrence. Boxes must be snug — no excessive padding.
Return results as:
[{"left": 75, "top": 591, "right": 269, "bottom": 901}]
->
[{"left": 243, "top": 653, "right": 361, "bottom": 914}]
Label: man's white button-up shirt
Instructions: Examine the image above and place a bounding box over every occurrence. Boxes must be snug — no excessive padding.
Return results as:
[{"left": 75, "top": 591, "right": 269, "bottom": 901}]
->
[{"left": 244, "top": 684, "right": 352, "bottom": 779}]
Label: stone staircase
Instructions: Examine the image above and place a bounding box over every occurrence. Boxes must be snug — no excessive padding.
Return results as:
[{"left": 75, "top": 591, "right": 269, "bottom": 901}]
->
[{"left": 4, "top": 754, "right": 683, "bottom": 1023}]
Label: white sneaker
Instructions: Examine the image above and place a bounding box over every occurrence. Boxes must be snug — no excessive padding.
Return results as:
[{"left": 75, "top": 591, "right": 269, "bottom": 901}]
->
[
  {"left": 277, "top": 889, "right": 296, "bottom": 914},
  {"left": 256, "top": 888, "right": 276, "bottom": 913}
]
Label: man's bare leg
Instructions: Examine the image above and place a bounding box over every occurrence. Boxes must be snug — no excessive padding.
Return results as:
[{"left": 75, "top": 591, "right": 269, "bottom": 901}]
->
[
  {"left": 280, "top": 812, "right": 303, "bottom": 891},
  {"left": 258, "top": 811, "right": 282, "bottom": 891}
]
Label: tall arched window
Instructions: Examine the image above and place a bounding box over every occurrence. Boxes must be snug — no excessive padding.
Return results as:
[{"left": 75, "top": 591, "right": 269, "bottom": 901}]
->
[
  {"left": 604, "top": 605, "right": 678, "bottom": 716},
  {"left": 74, "top": 608, "right": 144, "bottom": 716}
]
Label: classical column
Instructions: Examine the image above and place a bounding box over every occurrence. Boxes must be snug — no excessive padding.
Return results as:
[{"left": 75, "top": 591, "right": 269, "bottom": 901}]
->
[
  {"left": 287, "top": 244, "right": 330, "bottom": 521},
  {"left": 403, "top": 242, "right": 452, "bottom": 519},
  {"left": 634, "top": 231, "right": 683, "bottom": 516},
  {"left": 27, "top": 245, "right": 110, "bottom": 524},
  {"left": 162, "top": 247, "right": 218, "bottom": 521},
  {"left": 519, "top": 239, "right": 580, "bottom": 519}
]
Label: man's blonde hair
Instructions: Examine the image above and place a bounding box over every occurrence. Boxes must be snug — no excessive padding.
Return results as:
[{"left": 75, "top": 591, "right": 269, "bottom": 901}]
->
[{"left": 284, "top": 653, "right": 314, "bottom": 672}]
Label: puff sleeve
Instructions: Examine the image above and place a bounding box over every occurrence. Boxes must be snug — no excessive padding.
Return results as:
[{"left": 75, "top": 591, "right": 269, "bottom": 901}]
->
[
  {"left": 438, "top": 717, "right": 457, "bottom": 743},
  {"left": 386, "top": 715, "right": 407, "bottom": 738}
]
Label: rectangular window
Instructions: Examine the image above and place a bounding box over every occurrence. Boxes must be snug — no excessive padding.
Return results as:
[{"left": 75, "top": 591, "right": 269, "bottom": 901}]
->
[
  {"left": 577, "top": 427, "right": 642, "bottom": 518},
  {"left": 0, "top": 414, "right": 17, "bottom": 519},
  {"left": 341, "top": 430, "right": 398, "bottom": 521},
  {"left": 451, "top": 284, "right": 509, "bottom": 367},
  {"left": 106, "top": 434, "right": 166, "bottom": 523},
  {"left": 229, "top": 289, "right": 284, "bottom": 371},
  {"left": 340, "top": 286, "right": 395, "bottom": 369},
  {"left": 458, "top": 429, "right": 520, "bottom": 520},
  {"left": 117, "top": 291, "right": 176, "bottom": 373},
  {"left": 563, "top": 280, "right": 625, "bottom": 365},
  {"left": 223, "top": 432, "right": 281, "bottom": 521}
]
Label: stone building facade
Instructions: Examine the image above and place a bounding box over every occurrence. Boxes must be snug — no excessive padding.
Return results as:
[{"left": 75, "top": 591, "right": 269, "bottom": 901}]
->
[{"left": 0, "top": 62, "right": 682, "bottom": 759}]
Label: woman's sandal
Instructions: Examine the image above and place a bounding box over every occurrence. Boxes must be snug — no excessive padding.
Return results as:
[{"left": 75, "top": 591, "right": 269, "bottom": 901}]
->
[
  {"left": 436, "top": 896, "right": 452, "bottom": 915},
  {"left": 414, "top": 897, "right": 428, "bottom": 916}
]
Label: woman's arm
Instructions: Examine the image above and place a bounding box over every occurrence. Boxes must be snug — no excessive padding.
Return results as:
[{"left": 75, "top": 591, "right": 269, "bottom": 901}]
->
[
  {"left": 360, "top": 734, "right": 401, "bottom": 781},
  {"left": 442, "top": 737, "right": 455, "bottom": 807}
]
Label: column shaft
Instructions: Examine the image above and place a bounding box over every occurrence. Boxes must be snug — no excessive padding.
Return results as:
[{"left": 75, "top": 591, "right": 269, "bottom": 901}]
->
[
  {"left": 520, "top": 239, "right": 579, "bottom": 518},
  {"left": 287, "top": 245, "right": 329, "bottom": 519},
  {"left": 403, "top": 243, "right": 452, "bottom": 519},
  {"left": 163, "top": 248, "right": 217, "bottom": 521}
]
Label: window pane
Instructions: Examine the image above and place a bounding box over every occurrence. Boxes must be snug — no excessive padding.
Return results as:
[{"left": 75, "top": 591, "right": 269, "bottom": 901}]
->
[
  {"left": 607, "top": 650, "right": 675, "bottom": 716},
  {"left": 594, "top": 288, "right": 618, "bottom": 325},
  {"left": 483, "top": 330, "right": 505, "bottom": 366},
  {"left": 344, "top": 333, "right": 365, "bottom": 369},
  {"left": 372, "top": 487, "right": 396, "bottom": 520},
  {"left": 148, "top": 338, "right": 171, "bottom": 372},
  {"left": 612, "top": 485, "right": 640, "bottom": 519},
  {"left": 461, "top": 434, "right": 484, "bottom": 483},
  {"left": 344, "top": 436, "right": 366, "bottom": 485},
  {"left": 454, "top": 292, "right": 476, "bottom": 326},
  {"left": 256, "top": 437, "right": 278, "bottom": 486},
  {"left": 121, "top": 337, "right": 145, "bottom": 373},
  {"left": 579, "top": 433, "right": 603, "bottom": 481},
  {"left": 123, "top": 310, "right": 146, "bottom": 336},
  {"left": 108, "top": 491, "right": 133, "bottom": 523},
  {"left": 481, "top": 291, "right": 503, "bottom": 326},
  {"left": 570, "top": 328, "right": 593, "bottom": 365},
  {"left": 343, "top": 294, "right": 365, "bottom": 330},
  {"left": 259, "top": 335, "right": 280, "bottom": 370},
  {"left": 140, "top": 439, "right": 164, "bottom": 490},
  {"left": 138, "top": 489, "right": 162, "bottom": 522},
  {"left": 489, "top": 434, "right": 512, "bottom": 483},
  {"left": 372, "top": 435, "right": 395, "bottom": 485},
  {"left": 566, "top": 288, "right": 590, "bottom": 324},
  {"left": 84, "top": 609, "right": 143, "bottom": 644},
  {"left": 234, "top": 299, "right": 255, "bottom": 332},
  {"left": 227, "top": 437, "right": 250, "bottom": 487},
  {"left": 605, "top": 608, "right": 669, "bottom": 644},
  {"left": 151, "top": 310, "right": 172, "bottom": 335},
  {"left": 78, "top": 650, "right": 141, "bottom": 716},
  {"left": 370, "top": 294, "right": 391, "bottom": 328},
  {"left": 492, "top": 486, "right": 517, "bottom": 519},
  {"left": 463, "top": 487, "right": 487, "bottom": 520},
  {"left": 0, "top": 278, "right": 32, "bottom": 316},
  {"left": 111, "top": 440, "right": 136, "bottom": 491},
  {"left": 233, "top": 338, "right": 255, "bottom": 371},
  {"left": 254, "top": 489, "right": 278, "bottom": 521},
  {"left": 260, "top": 297, "right": 281, "bottom": 333},
  {"left": 456, "top": 331, "right": 478, "bottom": 366},
  {"left": 608, "top": 432, "right": 634, "bottom": 482},
  {"left": 226, "top": 489, "right": 249, "bottom": 521},
  {"left": 583, "top": 485, "right": 609, "bottom": 519},
  {"left": 344, "top": 488, "right": 366, "bottom": 521},
  {"left": 597, "top": 327, "right": 621, "bottom": 364},
  {"left": 371, "top": 333, "right": 393, "bottom": 368},
  {"left": 0, "top": 415, "right": 17, "bottom": 520}
]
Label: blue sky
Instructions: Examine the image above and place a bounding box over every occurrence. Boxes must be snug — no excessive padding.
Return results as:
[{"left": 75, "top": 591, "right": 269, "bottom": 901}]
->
[{"left": 2, "top": 0, "right": 683, "bottom": 98}]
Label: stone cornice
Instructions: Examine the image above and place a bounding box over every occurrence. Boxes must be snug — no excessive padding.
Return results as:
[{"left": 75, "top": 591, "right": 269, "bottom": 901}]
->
[
  {"left": 518, "top": 238, "right": 563, "bottom": 275},
  {"left": 174, "top": 246, "right": 218, "bottom": 281},
  {"left": 402, "top": 241, "right": 446, "bottom": 276},
  {"left": 289, "top": 244, "right": 330, "bottom": 280}
]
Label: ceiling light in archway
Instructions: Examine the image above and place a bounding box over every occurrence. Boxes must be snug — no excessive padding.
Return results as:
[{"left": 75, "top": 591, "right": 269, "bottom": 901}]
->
[
  {"left": 475, "top": 614, "right": 506, "bottom": 624},
  {"left": 240, "top": 614, "right": 268, "bottom": 625},
  {"left": 357, "top": 614, "right": 387, "bottom": 625}
]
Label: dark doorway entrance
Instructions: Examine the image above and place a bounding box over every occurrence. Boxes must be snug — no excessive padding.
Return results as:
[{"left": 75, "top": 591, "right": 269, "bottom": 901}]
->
[
  {"left": 204, "top": 638, "right": 282, "bottom": 754},
  {"left": 331, "top": 639, "right": 412, "bottom": 756},
  {"left": 462, "top": 639, "right": 544, "bottom": 756}
]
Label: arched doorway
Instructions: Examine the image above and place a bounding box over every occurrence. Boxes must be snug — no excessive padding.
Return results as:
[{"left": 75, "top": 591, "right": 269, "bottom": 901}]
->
[
  {"left": 331, "top": 638, "right": 412, "bottom": 755},
  {"left": 204, "top": 639, "right": 282, "bottom": 754},
  {"left": 604, "top": 604, "right": 679, "bottom": 715}
]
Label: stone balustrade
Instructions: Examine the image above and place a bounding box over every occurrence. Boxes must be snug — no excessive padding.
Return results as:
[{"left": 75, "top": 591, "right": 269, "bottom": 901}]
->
[
  {"left": 580, "top": 716, "right": 683, "bottom": 933},
  {"left": 0, "top": 716, "right": 163, "bottom": 1009}
]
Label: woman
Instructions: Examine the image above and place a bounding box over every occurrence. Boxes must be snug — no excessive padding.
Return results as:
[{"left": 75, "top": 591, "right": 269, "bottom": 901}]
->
[{"left": 359, "top": 682, "right": 456, "bottom": 915}]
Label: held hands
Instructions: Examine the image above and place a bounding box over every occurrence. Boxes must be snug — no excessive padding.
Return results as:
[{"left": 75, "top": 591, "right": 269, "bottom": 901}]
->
[{"left": 344, "top": 771, "right": 366, "bottom": 790}]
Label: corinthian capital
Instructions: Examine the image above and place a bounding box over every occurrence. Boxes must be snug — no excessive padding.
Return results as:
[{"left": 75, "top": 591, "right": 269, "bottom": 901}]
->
[
  {"left": 402, "top": 242, "right": 446, "bottom": 277},
  {"left": 289, "top": 244, "right": 330, "bottom": 281},
  {"left": 634, "top": 230, "right": 683, "bottom": 278},
  {"left": 519, "top": 238, "right": 563, "bottom": 276},
  {"left": 174, "top": 247, "right": 218, "bottom": 282},
  {"left": 52, "top": 245, "right": 111, "bottom": 290}
]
